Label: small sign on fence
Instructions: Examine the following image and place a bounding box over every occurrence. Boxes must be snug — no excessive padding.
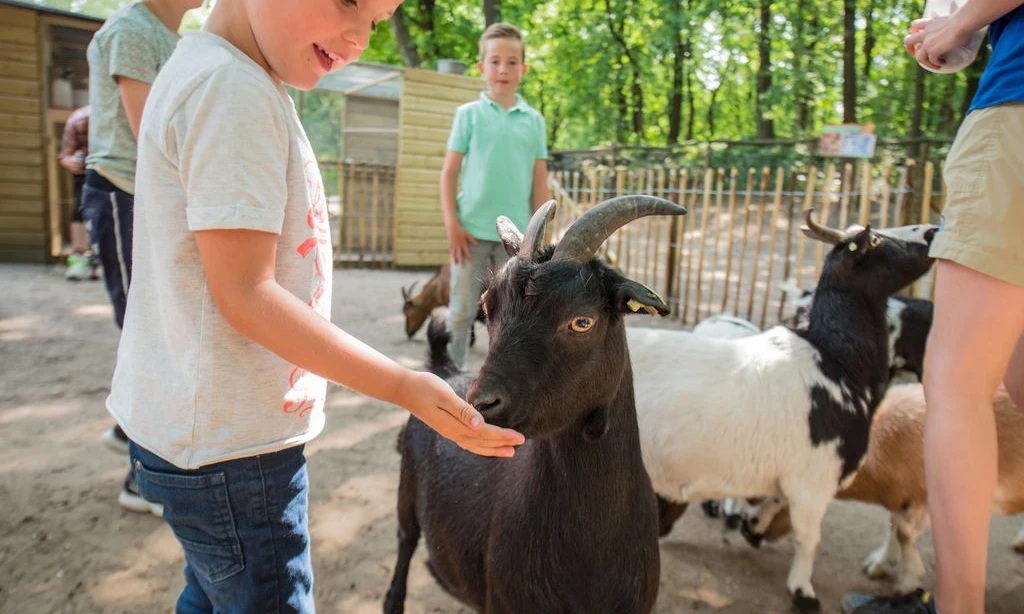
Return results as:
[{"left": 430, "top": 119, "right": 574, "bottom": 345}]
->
[{"left": 817, "top": 123, "right": 877, "bottom": 159}]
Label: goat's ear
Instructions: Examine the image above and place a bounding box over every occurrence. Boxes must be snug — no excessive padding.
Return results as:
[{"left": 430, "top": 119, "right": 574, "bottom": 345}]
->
[
  {"left": 496, "top": 216, "right": 524, "bottom": 258},
  {"left": 613, "top": 278, "right": 670, "bottom": 317},
  {"left": 844, "top": 226, "right": 873, "bottom": 257}
]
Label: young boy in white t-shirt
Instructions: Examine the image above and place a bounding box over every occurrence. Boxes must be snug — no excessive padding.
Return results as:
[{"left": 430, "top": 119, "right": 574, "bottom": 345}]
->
[{"left": 112, "top": 0, "right": 523, "bottom": 610}]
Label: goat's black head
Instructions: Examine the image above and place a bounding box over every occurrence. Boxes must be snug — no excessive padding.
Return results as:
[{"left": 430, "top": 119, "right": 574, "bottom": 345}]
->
[
  {"left": 802, "top": 209, "right": 936, "bottom": 299},
  {"left": 467, "top": 196, "right": 687, "bottom": 440}
]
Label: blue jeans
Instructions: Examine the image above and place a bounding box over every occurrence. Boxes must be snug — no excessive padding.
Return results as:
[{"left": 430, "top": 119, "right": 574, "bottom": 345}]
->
[
  {"left": 130, "top": 442, "right": 314, "bottom": 613},
  {"left": 81, "top": 170, "right": 133, "bottom": 328},
  {"left": 447, "top": 240, "right": 508, "bottom": 369}
]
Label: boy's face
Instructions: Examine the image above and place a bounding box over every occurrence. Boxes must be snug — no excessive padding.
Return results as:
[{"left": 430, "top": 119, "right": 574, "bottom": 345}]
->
[
  {"left": 246, "top": 0, "right": 402, "bottom": 90},
  {"left": 478, "top": 38, "right": 526, "bottom": 99}
]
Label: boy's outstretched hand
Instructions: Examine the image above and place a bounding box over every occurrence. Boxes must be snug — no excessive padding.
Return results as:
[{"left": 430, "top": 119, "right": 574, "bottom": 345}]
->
[
  {"left": 445, "top": 221, "right": 477, "bottom": 265},
  {"left": 396, "top": 370, "right": 525, "bottom": 457}
]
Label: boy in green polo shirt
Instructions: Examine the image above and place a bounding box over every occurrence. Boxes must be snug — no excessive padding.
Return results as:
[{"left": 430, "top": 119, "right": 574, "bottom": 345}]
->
[{"left": 440, "top": 22, "right": 550, "bottom": 368}]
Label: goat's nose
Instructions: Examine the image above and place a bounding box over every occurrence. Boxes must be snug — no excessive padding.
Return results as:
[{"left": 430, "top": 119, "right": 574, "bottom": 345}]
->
[
  {"left": 923, "top": 227, "right": 937, "bottom": 244},
  {"left": 471, "top": 392, "right": 504, "bottom": 415}
]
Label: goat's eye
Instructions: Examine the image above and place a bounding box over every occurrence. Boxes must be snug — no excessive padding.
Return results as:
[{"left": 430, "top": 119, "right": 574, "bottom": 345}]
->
[
  {"left": 869, "top": 235, "right": 881, "bottom": 248},
  {"left": 569, "top": 316, "right": 595, "bottom": 333}
]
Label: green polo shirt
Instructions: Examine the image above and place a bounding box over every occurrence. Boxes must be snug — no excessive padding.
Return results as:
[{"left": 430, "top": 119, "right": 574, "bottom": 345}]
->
[{"left": 447, "top": 92, "right": 548, "bottom": 242}]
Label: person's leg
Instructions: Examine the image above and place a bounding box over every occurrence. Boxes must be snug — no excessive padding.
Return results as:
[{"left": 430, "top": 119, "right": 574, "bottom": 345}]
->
[
  {"left": 132, "top": 442, "right": 314, "bottom": 614},
  {"left": 923, "top": 261, "right": 1024, "bottom": 614},
  {"left": 1001, "top": 333, "right": 1024, "bottom": 409},
  {"left": 109, "top": 187, "right": 134, "bottom": 329},
  {"left": 81, "top": 174, "right": 133, "bottom": 329},
  {"left": 66, "top": 175, "right": 91, "bottom": 281},
  {"left": 447, "top": 241, "right": 490, "bottom": 370}
]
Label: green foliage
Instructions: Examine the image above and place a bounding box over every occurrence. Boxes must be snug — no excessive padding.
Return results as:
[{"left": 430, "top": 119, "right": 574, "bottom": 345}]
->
[{"left": 39, "top": 0, "right": 971, "bottom": 165}]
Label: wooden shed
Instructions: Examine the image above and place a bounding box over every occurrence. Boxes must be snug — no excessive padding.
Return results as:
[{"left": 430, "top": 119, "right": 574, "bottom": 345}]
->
[
  {"left": 314, "top": 63, "right": 483, "bottom": 268},
  {"left": 0, "top": 0, "right": 102, "bottom": 263},
  {"left": 392, "top": 68, "right": 481, "bottom": 267}
]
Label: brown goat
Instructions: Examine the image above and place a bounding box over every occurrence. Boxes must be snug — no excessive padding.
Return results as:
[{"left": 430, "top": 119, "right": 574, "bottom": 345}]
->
[
  {"left": 401, "top": 263, "right": 484, "bottom": 341},
  {"left": 745, "top": 384, "right": 1024, "bottom": 592}
]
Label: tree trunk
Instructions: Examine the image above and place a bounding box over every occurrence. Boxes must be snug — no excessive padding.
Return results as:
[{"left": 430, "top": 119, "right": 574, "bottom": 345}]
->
[
  {"left": 605, "top": 0, "right": 645, "bottom": 140},
  {"left": 667, "top": 18, "right": 685, "bottom": 143},
  {"left": 863, "top": 0, "right": 876, "bottom": 79},
  {"left": 843, "top": 0, "right": 857, "bottom": 123},
  {"left": 685, "top": 40, "right": 696, "bottom": 140},
  {"left": 389, "top": 6, "right": 422, "bottom": 67},
  {"left": 799, "top": 9, "right": 820, "bottom": 132},
  {"left": 484, "top": 0, "right": 501, "bottom": 26},
  {"left": 756, "top": 0, "right": 774, "bottom": 139},
  {"left": 793, "top": 0, "right": 806, "bottom": 135},
  {"left": 910, "top": 63, "right": 927, "bottom": 161}
]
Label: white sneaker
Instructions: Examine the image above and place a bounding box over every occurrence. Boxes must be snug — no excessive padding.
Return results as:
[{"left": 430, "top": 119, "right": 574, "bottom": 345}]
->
[
  {"left": 102, "top": 425, "right": 130, "bottom": 455},
  {"left": 119, "top": 471, "right": 163, "bottom": 517},
  {"left": 65, "top": 254, "right": 89, "bottom": 281}
]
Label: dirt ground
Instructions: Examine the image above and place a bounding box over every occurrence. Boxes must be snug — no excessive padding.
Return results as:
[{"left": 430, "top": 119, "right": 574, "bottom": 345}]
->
[{"left": 1, "top": 263, "right": 1021, "bottom": 614}]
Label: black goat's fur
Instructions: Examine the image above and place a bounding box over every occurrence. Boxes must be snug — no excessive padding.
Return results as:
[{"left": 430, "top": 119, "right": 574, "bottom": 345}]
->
[{"left": 384, "top": 249, "right": 662, "bottom": 614}]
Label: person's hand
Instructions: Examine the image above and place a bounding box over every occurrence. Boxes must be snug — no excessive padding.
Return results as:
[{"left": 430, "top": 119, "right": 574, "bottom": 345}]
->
[
  {"left": 904, "top": 15, "right": 972, "bottom": 72},
  {"left": 445, "top": 221, "right": 477, "bottom": 265},
  {"left": 60, "top": 154, "right": 85, "bottom": 175},
  {"left": 395, "top": 370, "right": 524, "bottom": 457}
]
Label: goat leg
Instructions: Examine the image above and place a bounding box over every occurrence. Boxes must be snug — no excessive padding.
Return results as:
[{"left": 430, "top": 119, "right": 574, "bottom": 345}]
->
[
  {"left": 781, "top": 486, "right": 831, "bottom": 614},
  {"left": 384, "top": 458, "right": 421, "bottom": 614},
  {"left": 656, "top": 494, "right": 688, "bottom": 537}
]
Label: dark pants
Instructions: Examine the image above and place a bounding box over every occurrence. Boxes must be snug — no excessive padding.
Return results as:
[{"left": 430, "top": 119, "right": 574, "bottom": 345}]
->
[
  {"left": 71, "top": 173, "right": 85, "bottom": 222},
  {"left": 81, "top": 170, "right": 133, "bottom": 328},
  {"left": 131, "top": 442, "right": 315, "bottom": 614}
]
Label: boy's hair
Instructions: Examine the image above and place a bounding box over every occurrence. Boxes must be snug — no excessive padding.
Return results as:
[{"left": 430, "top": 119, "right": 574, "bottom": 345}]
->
[{"left": 479, "top": 22, "right": 525, "bottom": 61}]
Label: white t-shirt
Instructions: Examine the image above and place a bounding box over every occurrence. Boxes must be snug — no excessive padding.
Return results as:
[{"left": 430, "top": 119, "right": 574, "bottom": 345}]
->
[{"left": 108, "top": 32, "right": 333, "bottom": 469}]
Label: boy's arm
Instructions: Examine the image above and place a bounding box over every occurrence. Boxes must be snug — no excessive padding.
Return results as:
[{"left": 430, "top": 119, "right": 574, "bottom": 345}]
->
[
  {"left": 116, "top": 77, "right": 151, "bottom": 140},
  {"left": 531, "top": 159, "right": 549, "bottom": 212},
  {"left": 57, "top": 118, "right": 84, "bottom": 174},
  {"left": 193, "top": 228, "right": 523, "bottom": 457},
  {"left": 441, "top": 150, "right": 476, "bottom": 264}
]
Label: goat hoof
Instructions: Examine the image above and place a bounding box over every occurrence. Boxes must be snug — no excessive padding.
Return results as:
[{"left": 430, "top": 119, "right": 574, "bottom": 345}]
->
[
  {"left": 739, "top": 518, "right": 764, "bottom": 549},
  {"left": 701, "top": 500, "right": 721, "bottom": 518},
  {"left": 383, "top": 591, "right": 405, "bottom": 614},
  {"left": 791, "top": 589, "right": 820, "bottom": 614},
  {"left": 1014, "top": 540, "right": 1024, "bottom": 555},
  {"left": 724, "top": 514, "right": 742, "bottom": 531}
]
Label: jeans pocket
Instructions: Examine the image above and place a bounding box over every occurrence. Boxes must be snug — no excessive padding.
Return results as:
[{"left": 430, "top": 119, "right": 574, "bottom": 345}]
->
[{"left": 134, "top": 461, "right": 245, "bottom": 584}]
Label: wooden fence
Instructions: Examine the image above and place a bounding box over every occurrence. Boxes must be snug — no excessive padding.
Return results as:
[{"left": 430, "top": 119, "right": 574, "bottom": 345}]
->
[
  {"left": 330, "top": 161, "right": 396, "bottom": 268},
  {"left": 547, "top": 160, "right": 943, "bottom": 328},
  {"left": 329, "top": 159, "right": 945, "bottom": 329}
]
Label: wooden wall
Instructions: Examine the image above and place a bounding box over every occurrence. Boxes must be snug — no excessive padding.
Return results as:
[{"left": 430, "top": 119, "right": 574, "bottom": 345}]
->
[
  {"left": 343, "top": 95, "right": 399, "bottom": 165},
  {"left": 0, "top": 3, "right": 45, "bottom": 263},
  {"left": 392, "top": 68, "right": 481, "bottom": 267}
]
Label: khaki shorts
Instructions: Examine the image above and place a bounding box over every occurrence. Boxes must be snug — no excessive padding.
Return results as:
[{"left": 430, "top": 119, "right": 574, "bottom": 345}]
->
[{"left": 931, "top": 103, "right": 1024, "bottom": 287}]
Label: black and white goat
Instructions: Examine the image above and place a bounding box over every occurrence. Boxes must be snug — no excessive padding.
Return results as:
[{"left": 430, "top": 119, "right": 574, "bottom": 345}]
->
[
  {"left": 783, "top": 282, "right": 934, "bottom": 383},
  {"left": 627, "top": 210, "right": 937, "bottom": 613},
  {"left": 384, "top": 196, "right": 687, "bottom": 614}
]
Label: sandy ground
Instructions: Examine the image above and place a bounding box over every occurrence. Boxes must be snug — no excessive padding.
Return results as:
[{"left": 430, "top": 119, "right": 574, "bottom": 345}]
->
[{"left": 1, "top": 263, "right": 1021, "bottom": 614}]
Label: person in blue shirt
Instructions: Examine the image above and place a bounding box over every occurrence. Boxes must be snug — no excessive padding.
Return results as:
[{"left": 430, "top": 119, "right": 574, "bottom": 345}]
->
[{"left": 842, "top": 3, "right": 1024, "bottom": 613}]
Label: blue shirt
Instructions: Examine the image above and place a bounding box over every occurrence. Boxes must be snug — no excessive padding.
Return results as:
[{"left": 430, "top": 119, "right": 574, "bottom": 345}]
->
[
  {"left": 969, "top": 5, "right": 1024, "bottom": 112},
  {"left": 447, "top": 93, "right": 548, "bottom": 242}
]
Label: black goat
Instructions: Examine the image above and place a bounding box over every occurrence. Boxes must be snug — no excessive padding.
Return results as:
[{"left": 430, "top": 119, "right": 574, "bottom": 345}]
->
[
  {"left": 786, "top": 285, "right": 934, "bottom": 382},
  {"left": 384, "top": 196, "right": 687, "bottom": 614}
]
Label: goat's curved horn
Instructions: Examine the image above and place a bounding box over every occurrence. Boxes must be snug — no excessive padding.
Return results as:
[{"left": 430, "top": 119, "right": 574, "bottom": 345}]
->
[
  {"left": 518, "top": 199, "right": 557, "bottom": 261},
  {"left": 552, "top": 195, "right": 686, "bottom": 263},
  {"left": 800, "top": 208, "right": 846, "bottom": 245},
  {"left": 402, "top": 280, "right": 418, "bottom": 301}
]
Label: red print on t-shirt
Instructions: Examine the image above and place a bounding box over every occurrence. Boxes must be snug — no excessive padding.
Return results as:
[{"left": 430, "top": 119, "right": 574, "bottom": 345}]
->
[{"left": 284, "top": 159, "right": 332, "bottom": 416}]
